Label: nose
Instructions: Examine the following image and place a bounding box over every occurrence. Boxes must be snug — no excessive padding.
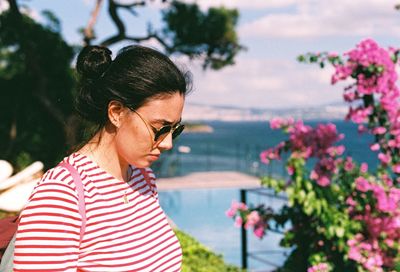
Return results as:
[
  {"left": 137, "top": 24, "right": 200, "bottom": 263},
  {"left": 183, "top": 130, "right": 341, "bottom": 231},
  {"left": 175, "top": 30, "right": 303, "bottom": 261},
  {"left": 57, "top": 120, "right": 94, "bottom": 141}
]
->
[{"left": 157, "top": 132, "right": 173, "bottom": 151}]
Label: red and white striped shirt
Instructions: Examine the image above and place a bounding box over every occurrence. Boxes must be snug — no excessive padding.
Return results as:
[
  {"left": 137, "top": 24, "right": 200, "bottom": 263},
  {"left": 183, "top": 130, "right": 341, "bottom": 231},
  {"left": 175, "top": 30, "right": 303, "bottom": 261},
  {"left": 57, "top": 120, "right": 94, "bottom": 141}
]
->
[{"left": 13, "top": 153, "right": 182, "bottom": 272}]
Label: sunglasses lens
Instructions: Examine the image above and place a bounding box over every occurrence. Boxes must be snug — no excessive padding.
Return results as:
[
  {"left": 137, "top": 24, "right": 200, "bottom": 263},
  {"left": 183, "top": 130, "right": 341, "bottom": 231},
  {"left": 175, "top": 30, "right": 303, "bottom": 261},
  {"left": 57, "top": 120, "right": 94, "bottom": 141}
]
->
[
  {"left": 152, "top": 124, "right": 185, "bottom": 147},
  {"left": 154, "top": 125, "right": 172, "bottom": 145},
  {"left": 172, "top": 124, "right": 185, "bottom": 139}
]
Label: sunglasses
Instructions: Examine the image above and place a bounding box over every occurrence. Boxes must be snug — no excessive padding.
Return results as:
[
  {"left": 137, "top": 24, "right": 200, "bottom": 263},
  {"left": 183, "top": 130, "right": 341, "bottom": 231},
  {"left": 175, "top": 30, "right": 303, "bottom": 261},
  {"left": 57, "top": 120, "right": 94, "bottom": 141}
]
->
[{"left": 131, "top": 109, "right": 185, "bottom": 148}]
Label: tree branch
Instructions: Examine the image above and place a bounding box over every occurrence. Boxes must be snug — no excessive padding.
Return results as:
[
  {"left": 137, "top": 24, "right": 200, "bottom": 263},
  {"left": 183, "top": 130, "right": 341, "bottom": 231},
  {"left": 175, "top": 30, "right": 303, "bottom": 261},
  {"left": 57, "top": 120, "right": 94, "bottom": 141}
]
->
[
  {"left": 7, "top": 0, "right": 22, "bottom": 19},
  {"left": 152, "top": 33, "right": 173, "bottom": 53},
  {"left": 96, "top": 0, "right": 177, "bottom": 50},
  {"left": 84, "top": 0, "right": 104, "bottom": 45},
  {"left": 114, "top": 0, "right": 145, "bottom": 15},
  {"left": 100, "top": 33, "right": 151, "bottom": 47},
  {"left": 107, "top": 0, "right": 127, "bottom": 38}
]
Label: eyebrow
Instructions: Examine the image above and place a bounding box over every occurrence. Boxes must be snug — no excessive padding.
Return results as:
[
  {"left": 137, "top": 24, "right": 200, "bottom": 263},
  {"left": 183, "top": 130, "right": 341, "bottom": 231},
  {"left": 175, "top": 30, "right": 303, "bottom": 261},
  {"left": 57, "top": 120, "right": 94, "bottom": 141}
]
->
[{"left": 151, "top": 118, "right": 182, "bottom": 126}]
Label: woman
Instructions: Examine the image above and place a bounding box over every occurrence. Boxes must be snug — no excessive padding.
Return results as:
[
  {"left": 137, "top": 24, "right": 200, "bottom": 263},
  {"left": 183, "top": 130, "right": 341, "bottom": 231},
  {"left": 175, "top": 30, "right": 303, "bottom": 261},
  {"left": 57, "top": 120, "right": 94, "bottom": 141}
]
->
[{"left": 13, "top": 45, "right": 192, "bottom": 271}]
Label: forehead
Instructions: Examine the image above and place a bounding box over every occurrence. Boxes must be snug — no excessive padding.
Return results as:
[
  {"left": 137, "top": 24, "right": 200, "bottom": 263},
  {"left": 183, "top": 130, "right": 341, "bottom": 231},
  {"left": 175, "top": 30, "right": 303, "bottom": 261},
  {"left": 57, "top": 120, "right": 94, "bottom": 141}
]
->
[{"left": 138, "top": 93, "right": 184, "bottom": 122}]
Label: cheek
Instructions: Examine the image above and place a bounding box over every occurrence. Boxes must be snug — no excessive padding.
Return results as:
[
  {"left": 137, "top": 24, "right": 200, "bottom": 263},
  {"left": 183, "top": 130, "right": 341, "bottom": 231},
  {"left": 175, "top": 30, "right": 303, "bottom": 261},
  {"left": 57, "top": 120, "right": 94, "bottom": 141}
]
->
[{"left": 115, "top": 123, "right": 151, "bottom": 164}]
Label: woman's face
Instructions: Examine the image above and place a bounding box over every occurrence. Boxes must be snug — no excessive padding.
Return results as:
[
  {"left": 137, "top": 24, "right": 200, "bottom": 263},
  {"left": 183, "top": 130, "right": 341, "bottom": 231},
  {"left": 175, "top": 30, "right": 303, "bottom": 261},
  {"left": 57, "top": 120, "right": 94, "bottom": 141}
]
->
[{"left": 114, "top": 92, "right": 185, "bottom": 168}]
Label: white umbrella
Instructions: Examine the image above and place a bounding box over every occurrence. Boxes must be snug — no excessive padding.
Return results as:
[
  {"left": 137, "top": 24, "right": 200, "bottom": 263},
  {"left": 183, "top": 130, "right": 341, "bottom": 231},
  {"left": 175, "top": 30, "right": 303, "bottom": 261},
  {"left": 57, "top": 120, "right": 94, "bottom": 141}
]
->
[
  {"left": 0, "top": 178, "right": 39, "bottom": 212},
  {"left": 0, "top": 160, "right": 13, "bottom": 182},
  {"left": 0, "top": 161, "right": 43, "bottom": 191}
]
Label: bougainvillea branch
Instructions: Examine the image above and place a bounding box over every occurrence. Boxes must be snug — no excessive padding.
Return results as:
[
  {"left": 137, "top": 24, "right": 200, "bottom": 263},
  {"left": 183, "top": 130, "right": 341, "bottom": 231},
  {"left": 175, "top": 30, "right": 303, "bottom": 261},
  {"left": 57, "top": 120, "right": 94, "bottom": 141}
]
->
[{"left": 228, "top": 39, "right": 400, "bottom": 271}]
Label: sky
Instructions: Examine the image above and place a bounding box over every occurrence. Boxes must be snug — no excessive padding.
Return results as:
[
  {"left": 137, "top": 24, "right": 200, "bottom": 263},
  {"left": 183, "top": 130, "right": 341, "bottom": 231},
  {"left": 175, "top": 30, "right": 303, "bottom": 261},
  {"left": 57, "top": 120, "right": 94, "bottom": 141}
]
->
[{"left": 2, "top": 0, "right": 400, "bottom": 109}]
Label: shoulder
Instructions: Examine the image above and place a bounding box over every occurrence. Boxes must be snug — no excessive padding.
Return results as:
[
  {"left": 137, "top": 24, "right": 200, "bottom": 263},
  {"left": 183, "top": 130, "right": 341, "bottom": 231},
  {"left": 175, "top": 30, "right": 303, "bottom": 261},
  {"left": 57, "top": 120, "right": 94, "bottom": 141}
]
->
[{"left": 31, "top": 153, "right": 87, "bottom": 198}]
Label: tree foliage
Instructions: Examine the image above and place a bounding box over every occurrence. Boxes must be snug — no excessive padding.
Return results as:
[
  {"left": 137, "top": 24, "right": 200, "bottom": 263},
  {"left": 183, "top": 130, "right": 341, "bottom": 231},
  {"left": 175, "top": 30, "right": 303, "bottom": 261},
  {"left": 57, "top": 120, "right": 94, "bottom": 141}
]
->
[
  {"left": 0, "top": 6, "right": 76, "bottom": 169},
  {"left": 175, "top": 229, "right": 243, "bottom": 272},
  {"left": 162, "top": 1, "right": 242, "bottom": 69}
]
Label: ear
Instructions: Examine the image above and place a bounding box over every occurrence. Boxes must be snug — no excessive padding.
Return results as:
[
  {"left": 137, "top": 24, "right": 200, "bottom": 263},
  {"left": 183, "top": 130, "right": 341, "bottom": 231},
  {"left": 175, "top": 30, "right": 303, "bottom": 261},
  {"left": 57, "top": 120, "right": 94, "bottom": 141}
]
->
[{"left": 107, "top": 100, "right": 127, "bottom": 128}]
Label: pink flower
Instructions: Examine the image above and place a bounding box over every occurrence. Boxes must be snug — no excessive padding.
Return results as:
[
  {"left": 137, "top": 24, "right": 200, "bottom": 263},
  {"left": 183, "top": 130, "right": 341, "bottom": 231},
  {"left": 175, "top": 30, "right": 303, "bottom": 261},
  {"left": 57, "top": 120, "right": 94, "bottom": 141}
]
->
[
  {"left": 373, "top": 185, "right": 397, "bottom": 213},
  {"left": 348, "top": 245, "right": 362, "bottom": 263},
  {"left": 260, "top": 145, "right": 284, "bottom": 164},
  {"left": 392, "top": 164, "right": 400, "bottom": 173},
  {"left": 381, "top": 174, "right": 393, "bottom": 186},
  {"left": 370, "top": 143, "right": 380, "bottom": 151},
  {"left": 346, "top": 196, "right": 357, "bottom": 206},
  {"left": 269, "top": 117, "right": 284, "bottom": 129},
  {"left": 226, "top": 200, "right": 248, "bottom": 219},
  {"left": 332, "top": 64, "right": 353, "bottom": 84},
  {"left": 358, "top": 125, "right": 368, "bottom": 133},
  {"left": 378, "top": 153, "right": 391, "bottom": 164},
  {"left": 317, "top": 176, "right": 330, "bottom": 187},
  {"left": 225, "top": 208, "right": 236, "bottom": 218},
  {"left": 327, "top": 145, "right": 345, "bottom": 156},
  {"left": 360, "top": 163, "right": 368, "bottom": 173},
  {"left": 310, "top": 170, "right": 319, "bottom": 180},
  {"left": 389, "top": 187, "right": 400, "bottom": 202},
  {"left": 346, "top": 106, "right": 373, "bottom": 124},
  {"left": 287, "top": 165, "right": 295, "bottom": 175},
  {"left": 328, "top": 52, "right": 338, "bottom": 58},
  {"left": 372, "top": 127, "right": 387, "bottom": 135},
  {"left": 253, "top": 225, "right": 265, "bottom": 238},
  {"left": 344, "top": 157, "right": 355, "bottom": 171},
  {"left": 343, "top": 91, "right": 357, "bottom": 102},
  {"left": 385, "top": 239, "right": 394, "bottom": 247},
  {"left": 355, "top": 177, "right": 371, "bottom": 192},
  {"left": 234, "top": 216, "right": 243, "bottom": 227},
  {"left": 269, "top": 117, "right": 294, "bottom": 129},
  {"left": 259, "top": 150, "right": 270, "bottom": 164},
  {"left": 245, "top": 211, "right": 261, "bottom": 229},
  {"left": 307, "top": 263, "right": 330, "bottom": 272}
]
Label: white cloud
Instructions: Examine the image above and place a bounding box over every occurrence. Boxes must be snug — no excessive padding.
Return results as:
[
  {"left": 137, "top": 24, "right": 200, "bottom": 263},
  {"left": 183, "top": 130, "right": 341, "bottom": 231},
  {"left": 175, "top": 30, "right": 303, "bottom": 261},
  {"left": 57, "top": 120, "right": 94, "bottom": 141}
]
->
[
  {"left": 21, "top": 7, "right": 42, "bottom": 22},
  {"left": 239, "top": 0, "right": 400, "bottom": 38},
  {"left": 82, "top": 0, "right": 93, "bottom": 6},
  {"left": 185, "top": 56, "right": 343, "bottom": 109},
  {"left": 0, "top": 0, "right": 9, "bottom": 13},
  {"left": 181, "top": 0, "right": 295, "bottom": 10},
  {"left": 0, "top": 1, "right": 43, "bottom": 22},
  {"left": 144, "top": 0, "right": 295, "bottom": 11}
]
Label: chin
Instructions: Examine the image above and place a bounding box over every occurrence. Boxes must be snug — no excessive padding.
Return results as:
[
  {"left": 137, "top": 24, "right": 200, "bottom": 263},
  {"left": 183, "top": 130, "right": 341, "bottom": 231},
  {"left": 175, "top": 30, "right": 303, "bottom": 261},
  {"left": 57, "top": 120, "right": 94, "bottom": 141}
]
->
[{"left": 131, "top": 160, "right": 153, "bottom": 169}]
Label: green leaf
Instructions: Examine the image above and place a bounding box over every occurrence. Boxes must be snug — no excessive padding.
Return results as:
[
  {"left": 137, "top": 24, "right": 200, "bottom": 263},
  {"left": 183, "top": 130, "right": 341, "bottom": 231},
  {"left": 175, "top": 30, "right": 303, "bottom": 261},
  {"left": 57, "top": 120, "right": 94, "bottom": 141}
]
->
[
  {"left": 297, "top": 55, "right": 305, "bottom": 62},
  {"left": 335, "top": 227, "right": 345, "bottom": 238},
  {"left": 298, "top": 190, "right": 306, "bottom": 203},
  {"left": 162, "top": 1, "right": 244, "bottom": 70}
]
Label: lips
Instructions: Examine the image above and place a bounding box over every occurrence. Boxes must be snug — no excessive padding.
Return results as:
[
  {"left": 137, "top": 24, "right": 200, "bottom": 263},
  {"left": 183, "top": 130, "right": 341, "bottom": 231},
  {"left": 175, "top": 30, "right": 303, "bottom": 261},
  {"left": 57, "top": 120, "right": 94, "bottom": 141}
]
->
[{"left": 148, "top": 154, "right": 160, "bottom": 160}]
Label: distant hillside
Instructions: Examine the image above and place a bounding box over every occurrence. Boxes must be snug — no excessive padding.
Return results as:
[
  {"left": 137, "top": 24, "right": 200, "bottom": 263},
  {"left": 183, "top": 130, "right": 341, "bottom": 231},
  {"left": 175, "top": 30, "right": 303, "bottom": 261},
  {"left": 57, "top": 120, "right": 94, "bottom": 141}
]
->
[{"left": 182, "top": 102, "right": 348, "bottom": 121}]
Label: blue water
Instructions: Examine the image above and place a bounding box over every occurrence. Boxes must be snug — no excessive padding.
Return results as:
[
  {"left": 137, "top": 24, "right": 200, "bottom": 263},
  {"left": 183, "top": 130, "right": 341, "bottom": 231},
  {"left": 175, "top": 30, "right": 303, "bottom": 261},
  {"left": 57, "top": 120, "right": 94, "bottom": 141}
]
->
[
  {"left": 159, "top": 188, "right": 289, "bottom": 270},
  {"left": 154, "top": 120, "right": 378, "bottom": 178},
  {"left": 156, "top": 120, "right": 378, "bottom": 270}
]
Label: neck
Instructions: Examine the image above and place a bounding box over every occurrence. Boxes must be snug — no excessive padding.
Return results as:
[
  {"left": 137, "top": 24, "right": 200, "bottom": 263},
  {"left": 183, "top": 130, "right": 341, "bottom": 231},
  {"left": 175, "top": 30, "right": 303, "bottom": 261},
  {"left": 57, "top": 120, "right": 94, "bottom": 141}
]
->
[{"left": 78, "top": 129, "right": 130, "bottom": 182}]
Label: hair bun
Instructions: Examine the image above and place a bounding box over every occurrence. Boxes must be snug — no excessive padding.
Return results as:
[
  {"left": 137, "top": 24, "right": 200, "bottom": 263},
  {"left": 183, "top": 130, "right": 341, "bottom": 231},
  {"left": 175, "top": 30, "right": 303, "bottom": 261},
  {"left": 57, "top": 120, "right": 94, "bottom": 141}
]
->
[{"left": 76, "top": 46, "right": 112, "bottom": 81}]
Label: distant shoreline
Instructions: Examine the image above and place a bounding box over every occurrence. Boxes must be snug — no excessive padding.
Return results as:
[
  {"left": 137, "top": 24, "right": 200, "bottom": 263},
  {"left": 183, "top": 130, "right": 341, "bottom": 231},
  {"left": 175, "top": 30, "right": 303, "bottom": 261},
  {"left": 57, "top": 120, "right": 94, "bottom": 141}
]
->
[{"left": 183, "top": 123, "right": 214, "bottom": 133}]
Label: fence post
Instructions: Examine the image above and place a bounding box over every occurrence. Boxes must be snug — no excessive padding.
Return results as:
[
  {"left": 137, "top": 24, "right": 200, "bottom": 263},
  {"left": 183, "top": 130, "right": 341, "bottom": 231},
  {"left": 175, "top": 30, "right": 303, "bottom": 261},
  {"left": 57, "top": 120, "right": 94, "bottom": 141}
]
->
[{"left": 240, "top": 189, "right": 248, "bottom": 269}]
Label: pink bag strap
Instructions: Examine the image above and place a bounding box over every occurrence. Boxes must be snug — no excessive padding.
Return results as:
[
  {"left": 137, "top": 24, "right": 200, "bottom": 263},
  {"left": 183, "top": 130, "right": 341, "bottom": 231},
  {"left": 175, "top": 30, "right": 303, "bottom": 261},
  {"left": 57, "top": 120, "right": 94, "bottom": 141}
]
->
[{"left": 58, "top": 162, "right": 86, "bottom": 242}]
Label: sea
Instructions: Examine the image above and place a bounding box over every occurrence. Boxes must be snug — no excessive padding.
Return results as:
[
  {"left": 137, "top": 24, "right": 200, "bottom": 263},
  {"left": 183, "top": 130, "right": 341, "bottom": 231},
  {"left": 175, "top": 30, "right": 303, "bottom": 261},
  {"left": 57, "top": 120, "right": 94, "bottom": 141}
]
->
[
  {"left": 155, "top": 120, "right": 378, "bottom": 271},
  {"left": 154, "top": 120, "right": 378, "bottom": 178}
]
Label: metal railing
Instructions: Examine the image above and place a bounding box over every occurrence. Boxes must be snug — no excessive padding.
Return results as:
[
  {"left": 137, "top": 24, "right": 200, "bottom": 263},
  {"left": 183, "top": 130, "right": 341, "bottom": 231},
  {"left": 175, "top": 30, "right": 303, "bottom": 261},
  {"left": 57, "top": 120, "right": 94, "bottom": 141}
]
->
[
  {"left": 240, "top": 187, "right": 290, "bottom": 271},
  {"left": 152, "top": 142, "right": 288, "bottom": 178}
]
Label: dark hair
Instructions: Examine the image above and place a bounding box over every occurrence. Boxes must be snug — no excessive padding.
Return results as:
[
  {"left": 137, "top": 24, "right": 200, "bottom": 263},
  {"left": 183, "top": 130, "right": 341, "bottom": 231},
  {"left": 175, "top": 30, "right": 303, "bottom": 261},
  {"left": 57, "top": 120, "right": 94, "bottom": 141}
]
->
[{"left": 75, "top": 45, "right": 192, "bottom": 125}]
